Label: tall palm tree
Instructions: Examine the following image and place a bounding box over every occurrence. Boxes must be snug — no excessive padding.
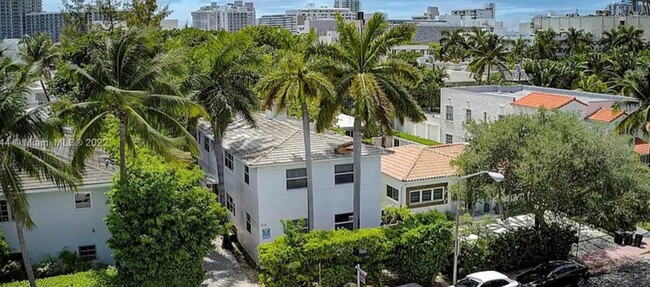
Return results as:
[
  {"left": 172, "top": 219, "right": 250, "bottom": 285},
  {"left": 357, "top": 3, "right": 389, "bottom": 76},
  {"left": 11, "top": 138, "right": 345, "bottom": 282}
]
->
[
  {"left": 259, "top": 49, "right": 335, "bottom": 231},
  {"left": 614, "top": 65, "right": 650, "bottom": 137},
  {"left": 313, "top": 13, "right": 425, "bottom": 229},
  {"left": 530, "top": 29, "right": 559, "bottom": 60},
  {"left": 58, "top": 29, "right": 204, "bottom": 179},
  {"left": 468, "top": 33, "right": 509, "bottom": 84},
  {"left": 510, "top": 37, "right": 529, "bottom": 61},
  {"left": 190, "top": 33, "right": 260, "bottom": 205},
  {"left": 18, "top": 33, "right": 60, "bottom": 102},
  {"left": 439, "top": 29, "right": 467, "bottom": 58},
  {"left": 562, "top": 28, "right": 588, "bottom": 56},
  {"left": 0, "top": 56, "right": 81, "bottom": 287}
]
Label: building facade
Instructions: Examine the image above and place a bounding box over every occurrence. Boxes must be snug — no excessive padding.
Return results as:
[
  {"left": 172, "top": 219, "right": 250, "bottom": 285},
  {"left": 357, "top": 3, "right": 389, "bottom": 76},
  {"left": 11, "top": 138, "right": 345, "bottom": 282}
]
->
[
  {"left": 196, "top": 113, "right": 384, "bottom": 263},
  {"left": 451, "top": 3, "right": 495, "bottom": 20},
  {"left": 532, "top": 14, "right": 650, "bottom": 40},
  {"left": 258, "top": 13, "right": 297, "bottom": 33},
  {"left": 334, "top": 0, "right": 360, "bottom": 14},
  {"left": 192, "top": 1, "right": 255, "bottom": 32},
  {"left": 0, "top": 0, "right": 42, "bottom": 39},
  {"left": 440, "top": 85, "right": 639, "bottom": 144}
]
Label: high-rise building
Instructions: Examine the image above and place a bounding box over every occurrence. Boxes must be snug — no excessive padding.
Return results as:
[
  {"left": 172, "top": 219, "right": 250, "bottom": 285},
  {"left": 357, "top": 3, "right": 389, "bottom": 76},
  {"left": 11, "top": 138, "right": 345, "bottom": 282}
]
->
[
  {"left": 192, "top": 1, "right": 256, "bottom": 32},
  {"left": 451, "top": 2, "right": 495, "bottom": 19},
  {"left": 0, "top": 0, "right": 43, "bottom": 39},
  {"left": 258, "top": 13, "right": 297, "bottom": 33},
  {"left": 334, "top": 0, "right": 360, "bottom": 14}
]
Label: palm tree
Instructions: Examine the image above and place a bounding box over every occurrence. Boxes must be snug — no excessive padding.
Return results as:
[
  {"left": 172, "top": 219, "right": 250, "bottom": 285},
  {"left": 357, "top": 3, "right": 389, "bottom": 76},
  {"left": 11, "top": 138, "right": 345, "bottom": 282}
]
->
[
  {"left": 468, "top": 33, "right": 509, "bottom": 84},
  {"left": 530, "top": 29, "right": 559, "bottom": 60},
  {"left": 259, "top": 48, "right": 335, "bottom": 231},
  {"left": 572, "top": 73, "right": 609, "bottom": 93},
  {"left": 562, "top": 28, "right": 589, "bottom": 56},
  {"left": 614, "top": 65, "right": 650, "bottom": 137},
  {"left": 439, "top": 29, "right": 467, "bottom": 59},
  {"left": 59, "top": 29, "right": 204, "bottom": 179},
  {"left": 616, "top": 25, "right": 645, "bottom": 53},
  {"left": 0, "top": 56, "right": 81, "bottom": 287},
  {"left": 18, "top": 33, "right": 60, "bottom": 102},
  {"left": 510, "top": 37, "right": 529, "bottom": 61},
  {"left": 313, "top": 13, "right": 425, "bottom": 229},
  {"left": 190, "top": 33, "right": 260, "bottom": 205}
]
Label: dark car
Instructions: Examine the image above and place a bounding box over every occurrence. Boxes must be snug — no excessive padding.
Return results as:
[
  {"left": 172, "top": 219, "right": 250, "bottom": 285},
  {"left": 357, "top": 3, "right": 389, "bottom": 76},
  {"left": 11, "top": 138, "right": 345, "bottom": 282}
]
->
[{"left": 516, "top": 260, "right": 589, "bottom": 287}]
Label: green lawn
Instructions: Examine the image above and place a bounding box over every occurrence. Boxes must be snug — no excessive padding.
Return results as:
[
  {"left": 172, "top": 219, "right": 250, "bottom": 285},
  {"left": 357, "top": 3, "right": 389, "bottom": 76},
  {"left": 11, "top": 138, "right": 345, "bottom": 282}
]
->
[
  {"left": 393, "top": 130, "right": 441, "bottom": 146},
  {"left": 639, "top": 221, "right": 650, "bottom": 230},
  {"left": 0, "top": 269, "right": 117, "bottom": 287}
]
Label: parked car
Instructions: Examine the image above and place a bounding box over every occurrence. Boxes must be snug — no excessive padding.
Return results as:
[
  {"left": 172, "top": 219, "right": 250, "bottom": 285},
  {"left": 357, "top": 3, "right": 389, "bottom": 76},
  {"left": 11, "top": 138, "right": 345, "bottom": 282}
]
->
[
  {"left": 516, "top": 260, "right": 590, "bottom": 287},
  {"left": 454, "top": 271, "right": 520, "bottom": 287}
]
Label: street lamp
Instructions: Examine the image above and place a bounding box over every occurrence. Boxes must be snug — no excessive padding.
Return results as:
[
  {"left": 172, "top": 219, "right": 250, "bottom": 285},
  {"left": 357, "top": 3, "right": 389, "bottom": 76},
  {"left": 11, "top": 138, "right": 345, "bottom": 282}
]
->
[{"left": 452, "top": 171, "right": 504, "bottom": 285}]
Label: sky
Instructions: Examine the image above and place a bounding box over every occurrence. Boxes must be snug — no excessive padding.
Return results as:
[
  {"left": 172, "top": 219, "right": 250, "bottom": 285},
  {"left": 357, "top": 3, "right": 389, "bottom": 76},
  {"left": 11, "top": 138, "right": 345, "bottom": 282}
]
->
[{"left": 42, "top": 0, "right": 616, "bottom": 30}]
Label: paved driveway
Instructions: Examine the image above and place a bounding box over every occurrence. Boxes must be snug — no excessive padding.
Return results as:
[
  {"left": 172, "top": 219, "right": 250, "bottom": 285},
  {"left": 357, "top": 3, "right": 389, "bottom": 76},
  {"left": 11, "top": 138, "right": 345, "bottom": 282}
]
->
[
  {"left": 588, "top": 257, "right": 650, "bottom": 286},
  {"left": 202, "top": 237, "right": 259, "bottom": 287}
]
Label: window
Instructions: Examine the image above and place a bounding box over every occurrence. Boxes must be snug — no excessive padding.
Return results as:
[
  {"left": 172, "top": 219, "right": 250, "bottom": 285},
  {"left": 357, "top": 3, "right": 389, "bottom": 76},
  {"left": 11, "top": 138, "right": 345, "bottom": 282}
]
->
[
  {"left": 226, "top": 193, "right": 236, "bottom": 216},
  {"left": 74, "top": 192, "right": 91, "bottom": 209},
  {"left": 393, "top": 138, "right": 400, "bottom": 147},
  {"left": 483, "top": 111, "right": 488, "bottom": 122},
  {"left": 204, "top": 138, "right": 210, "bottom": 152},
  {"left": 0, "top": 200, "right": 9, "bottom": 222},
  {"left": 334, "top": 164, "right": 354, "bottom": 184},
  {"left": 225, "top": 152, "right": 234, "bottom": 170},
  {"left": 244, "top": 165, "right": 250, "bottom": 184},
  {"left": 334, "top": 213, "right": 354, "bottom": 230},
  {"left": 286, "top": 168, "right": 308, "bottom": 189},
  {"left": 446, "top": 106, "right": 454, "bottom": 121},
  {"left": 409, "top": 187, "right": 445, "bottom": 205},
  {"left": 465, "top": 109, "right": 472, "bottom": 122},
  {"left": 484, "top": 280, "right": 510, "bottom": 287},
  {"left": 246, "top": 212, "right": 252, "bottom": 233},
  {"left": 78, "top": 245, "right": 97, "bottom": 260},
  {"left": 445, "top": 134, "right": 453, "bottom": 144},
  {"left": 387, "top": 185, "right": 399, "bottom": 201}
]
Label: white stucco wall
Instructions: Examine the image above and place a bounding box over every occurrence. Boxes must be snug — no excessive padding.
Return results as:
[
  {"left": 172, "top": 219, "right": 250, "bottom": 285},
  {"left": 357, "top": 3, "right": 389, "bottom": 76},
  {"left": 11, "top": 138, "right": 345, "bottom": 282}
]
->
[
  {"left": 0, "top": 184, "right": 113, "bottom": 264},
  {"left": 381, "top": 174, "right": 454, "bottom": 214}
]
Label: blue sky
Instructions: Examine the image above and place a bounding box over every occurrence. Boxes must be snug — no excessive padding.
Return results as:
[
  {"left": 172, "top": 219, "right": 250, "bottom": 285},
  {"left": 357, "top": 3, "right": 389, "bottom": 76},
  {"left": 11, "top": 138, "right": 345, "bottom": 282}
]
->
[{"left": 42, "top": 0, "right": 614, "bottom": 29}]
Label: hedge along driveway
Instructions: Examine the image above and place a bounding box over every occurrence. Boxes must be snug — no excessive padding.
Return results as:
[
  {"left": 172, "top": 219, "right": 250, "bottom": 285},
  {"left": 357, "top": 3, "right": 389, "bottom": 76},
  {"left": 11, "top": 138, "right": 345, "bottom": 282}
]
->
[{"left": 0, "top": 269, "right": 117, "bottom": 287}]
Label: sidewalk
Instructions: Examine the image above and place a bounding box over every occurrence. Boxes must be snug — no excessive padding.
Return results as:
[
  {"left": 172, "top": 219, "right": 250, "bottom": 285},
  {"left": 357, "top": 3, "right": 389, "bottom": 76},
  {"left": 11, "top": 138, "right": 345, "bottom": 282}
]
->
[{"left": 202, "top": 237, "right": 259, "bottom": 287}]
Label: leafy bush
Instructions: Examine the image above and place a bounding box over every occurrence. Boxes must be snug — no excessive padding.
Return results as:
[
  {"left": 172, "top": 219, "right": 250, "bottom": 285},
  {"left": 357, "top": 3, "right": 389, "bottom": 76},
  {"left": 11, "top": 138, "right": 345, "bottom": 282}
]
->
[
  {"left": 385, "top": 211, "right": 454, "bottom": 285},
  {"left": 33, "top": 256, "right": 60, "bottom": 279},
  {"left": 259, "top": 223, "right": 390, "bottom": 287},
  {"left": 381, "top": 206, "right": 414, "bottom": 225},
  {"left": 57, "top": 250, "right": 92, "bottom": 275},
  {"left": 393, "top": 130, "right": 441, "bottom": 146},
  {"left": 447, "top": 223, "right": 577, "bottom": 277},
  {"left": 1, "top": 268, "right": 117, "bottom": 287},
  {"left": 106, "top": 160, "right": 228, "bottom": 287},
  {"left": 0, "top": 261, "right": 26, "bottom": 283}
]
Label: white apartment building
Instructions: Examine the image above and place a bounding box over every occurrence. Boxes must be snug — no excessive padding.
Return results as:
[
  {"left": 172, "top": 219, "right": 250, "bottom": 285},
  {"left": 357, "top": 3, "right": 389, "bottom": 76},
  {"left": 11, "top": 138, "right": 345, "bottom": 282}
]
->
[
  {"left": 451, "top": 3, "right": 495, "bottom": 20},
  {"left": 192, "top": 1, "right": 255, "bottom": 32},
  {"left": 196, "top": 113, "right": 384, "bottom": 263},
  {"left": 0, "top": 144, "right": 115, "bottom": 264},
  {"left": 532, "top": 14, "right": 650, "bottom": 40},
  {"left": 440, "top": 85, "right": 639, "bottom": 144},
  {"left": 258, "top": 13, "right": 297, "bottom": 33}
]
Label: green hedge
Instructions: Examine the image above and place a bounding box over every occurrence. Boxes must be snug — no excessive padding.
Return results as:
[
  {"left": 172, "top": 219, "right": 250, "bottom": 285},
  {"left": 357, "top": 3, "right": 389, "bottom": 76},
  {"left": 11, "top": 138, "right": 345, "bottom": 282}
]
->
[
  {"left": 447, "top": 223, "right": 577, "bottom": 277},
  {"left": 0, "top": 269, "right": 117, "bottom": 287},
  {"left": 393, "top": 130, "right": 440, "bottom": 146}
]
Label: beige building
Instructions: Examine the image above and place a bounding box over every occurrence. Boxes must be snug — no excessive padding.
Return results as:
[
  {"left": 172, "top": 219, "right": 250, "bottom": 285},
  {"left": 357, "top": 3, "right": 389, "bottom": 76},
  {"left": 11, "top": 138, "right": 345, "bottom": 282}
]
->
[
  {"left": 192, "top": 1, "right": 255, "bottom": 32},
  {"left": 533, "top": 14, "right": 650, "bottom": 40}
]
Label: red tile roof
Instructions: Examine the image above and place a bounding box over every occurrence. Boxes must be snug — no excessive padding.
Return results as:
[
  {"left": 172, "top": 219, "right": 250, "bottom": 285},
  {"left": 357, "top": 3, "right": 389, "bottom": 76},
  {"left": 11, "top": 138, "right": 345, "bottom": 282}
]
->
[
  {"left": 513, "top": 92, "right": 588, "bottom": 109},
  {"left": 381, "top": 144, "right": 466, "bottom": 182},
  {"left": 635, "top": 138, "right": 650, "bottom": 155},
  {"left": 587, "top": 108, "right": 626, "bottom": 123}
]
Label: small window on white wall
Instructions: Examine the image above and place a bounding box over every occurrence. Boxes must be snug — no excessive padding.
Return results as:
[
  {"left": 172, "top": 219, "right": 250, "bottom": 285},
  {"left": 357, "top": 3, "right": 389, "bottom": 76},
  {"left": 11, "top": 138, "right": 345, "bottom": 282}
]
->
[
  {"left": 74, "top": 192, "right": 91, "bottom": 209},
  {"left": 78, "top": 245, "right": 97, "bottom": 260},
  {"left": 0, "top": 200, "right": 9, "bottom": 222}
]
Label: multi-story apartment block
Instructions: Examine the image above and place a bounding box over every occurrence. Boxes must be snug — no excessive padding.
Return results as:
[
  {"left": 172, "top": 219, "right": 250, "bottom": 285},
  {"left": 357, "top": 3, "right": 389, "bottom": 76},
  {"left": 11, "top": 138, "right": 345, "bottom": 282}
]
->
[
  {"left": 258, "top": 13, "right": 297, "bottom": 33},
  {"left": 334, "top": 0, "right": 361, "bottom": 14},
  {"left": 532, "top": 13, "right": 650, "bottom": 40},
  {"left": 22, "top": 9, "right": 129, "bottom": 42},
  {"left": 0, "top": 0, "right": 42, "bottom": 39},
  {"left": 440, "top": 85, "right": 639, "bottom": 144},
  {"left": 196, "top": 112, "right": 384, "bottom": 263},
  {"left": 192, "top": 1, "right": 255, "bottom": 32},
  {"left": 451, "top": 2, "right": 495, "bottom": 20}
]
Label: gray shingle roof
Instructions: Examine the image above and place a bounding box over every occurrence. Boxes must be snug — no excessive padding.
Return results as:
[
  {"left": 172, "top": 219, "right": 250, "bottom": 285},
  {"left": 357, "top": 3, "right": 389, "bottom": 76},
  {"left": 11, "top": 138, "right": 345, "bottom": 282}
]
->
[
  {"left": 198, "top": 113, "right": 385, "bottom": 167},
  {"left": 1, "top": 140, "right": 116, "bottom": 193},
  {"left": 413, "top": 26, "right": 470, "bottom": 44}
]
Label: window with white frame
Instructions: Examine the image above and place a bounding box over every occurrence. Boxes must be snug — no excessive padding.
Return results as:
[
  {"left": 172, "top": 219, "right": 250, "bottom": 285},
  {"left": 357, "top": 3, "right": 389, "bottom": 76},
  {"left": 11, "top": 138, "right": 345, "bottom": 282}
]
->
[
  {"left": 244, "top": 165, "right": 250, "bottom": 184},
  {"left": 246, "top": 212, "right": 252, "bottom": 233},
  {"left": 446, "top": 106, "right": 454, "bottom": 121},
  {"left": 387, "top": 185, "right": 399, "bottom": 201},
  {"left": 74, "top": 192, "right": 91, "bottom": 209},
  {"left": 334, "top": 213, "right": 354, "bottom": 230},
  {"left": 0, "top": 200, "right": 9, "bottom": 222},
  {"left": 78, "top": 245, "right": 97, "bottom": 260},
  {"left": 334, "top": 164, "right": 354, "bottom": 184},
  {"left": 465, "top": 109, "right": 472, "bottom": 122},
  {"left": 286, "top": 168, "right": 307, "bottom": 189},
  {"left": 445, "top": 134, "right": 453, "bottom": 144},
  {"left": 409, "top": 187, "right": 445, "bottom": 205},
  {"left": 226, "top": 193, "right": 236, "bottom": 216},
  {"left": 225, "top": 152, "right": 234, "bottom": 170}
]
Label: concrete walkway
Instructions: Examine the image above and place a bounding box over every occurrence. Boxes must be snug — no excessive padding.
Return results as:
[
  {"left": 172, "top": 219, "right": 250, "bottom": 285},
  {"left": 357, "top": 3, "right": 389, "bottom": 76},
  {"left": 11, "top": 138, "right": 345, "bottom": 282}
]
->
[{"left": 202, "top": 237, "right": 259, "bottom": 287}]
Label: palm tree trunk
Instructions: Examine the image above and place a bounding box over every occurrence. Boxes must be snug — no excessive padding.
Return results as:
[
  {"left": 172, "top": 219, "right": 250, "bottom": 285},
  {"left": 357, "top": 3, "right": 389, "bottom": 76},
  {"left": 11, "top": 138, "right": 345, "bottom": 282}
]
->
[
  {"left": 15, "top": 219, "right": 36, "bottom": 287},
  {"left": 38, "top": 79, "right": 50, "bottom": 103},
  {"left": 213, "top": 127, "right": 226, "bottom": 206},
  {"left": 352, "top": 118, "right": 362, "bottom": 230},
  {"left": 487, "top": 64, "right": 491, "bottom": 84},
  {"left": 119, "top": 118, "right": 127, "bottom": 180},
  {"left": 301, "top": 102, "right": 315, "bottom": 231}
]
